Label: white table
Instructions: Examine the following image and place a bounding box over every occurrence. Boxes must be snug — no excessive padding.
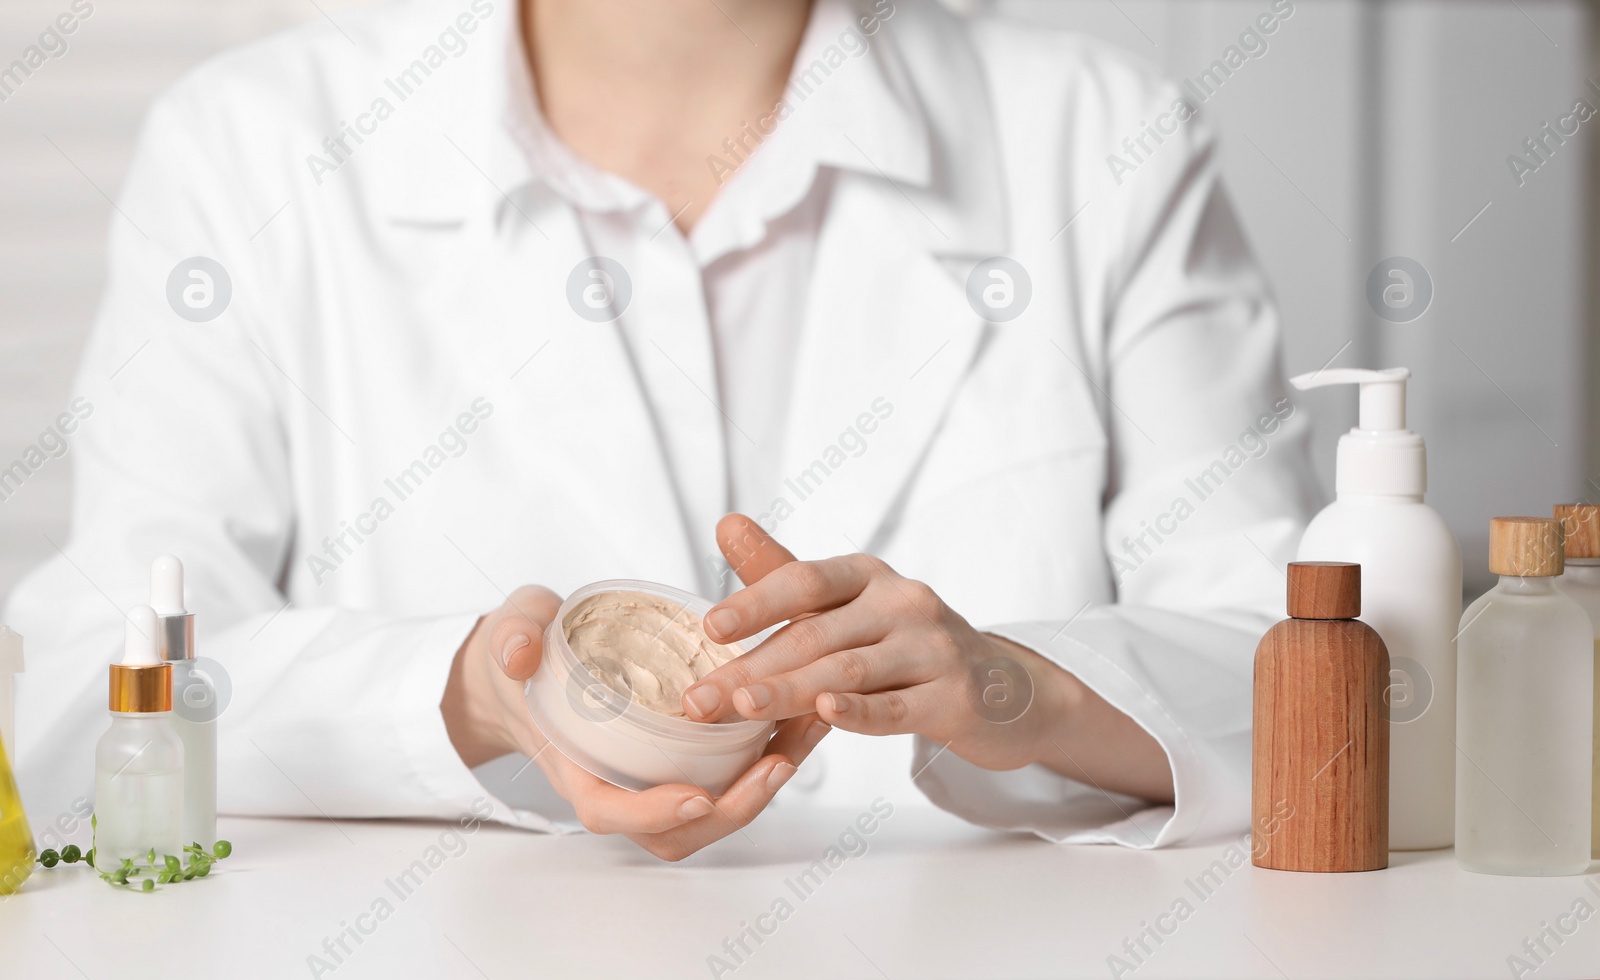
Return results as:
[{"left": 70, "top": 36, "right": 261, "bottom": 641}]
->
[{"left": 4, "top": 806, "right": 1598, "bottom": 979}]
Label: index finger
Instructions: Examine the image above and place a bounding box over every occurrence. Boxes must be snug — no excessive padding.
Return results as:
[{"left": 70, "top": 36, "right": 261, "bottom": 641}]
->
[
  {"left": 703, "top": 555, "right": 874, "bottom": 645},
  {"left": 716, "top": 513, "right": 800, "bottom": 586}
]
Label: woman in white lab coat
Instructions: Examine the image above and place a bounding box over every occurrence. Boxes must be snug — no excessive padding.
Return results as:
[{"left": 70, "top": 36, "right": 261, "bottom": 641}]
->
[{"left": 6, "top": 0, "right": 1319, "bottom": 859}]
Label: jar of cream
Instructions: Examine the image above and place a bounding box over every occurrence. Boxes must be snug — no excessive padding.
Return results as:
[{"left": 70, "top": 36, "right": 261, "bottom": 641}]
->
[{"left": 524, "top": 579, "right": 775, "bottom": 795}]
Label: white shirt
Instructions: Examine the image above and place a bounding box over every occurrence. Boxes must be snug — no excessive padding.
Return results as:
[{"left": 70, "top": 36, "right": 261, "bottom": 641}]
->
[
  {"left": 5, "top": 0, "right": 1320, "bottom": 849},
  {"left": 500, "top": 0, "right": 921, "bottom": 540}
]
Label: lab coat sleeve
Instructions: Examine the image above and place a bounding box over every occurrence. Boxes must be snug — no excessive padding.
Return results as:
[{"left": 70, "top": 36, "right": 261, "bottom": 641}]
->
[
  {"left": 2, "top": 83, "right": 553, "bottom": 834},
  {"left": 912, "top": 86, "right": 1319, "bottom": 848}
]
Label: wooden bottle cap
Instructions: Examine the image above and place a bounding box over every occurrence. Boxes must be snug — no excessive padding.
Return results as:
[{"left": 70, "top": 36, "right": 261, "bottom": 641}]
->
[
  {"left": 1286, "top": 561, "right": 1361, "bottom": 620},
  {"left": 1488, "top": 517, "right": 1564, "bottom": 577},
  {"left": 1554, "top": 505, "right": 1600, "bottom": 560}
]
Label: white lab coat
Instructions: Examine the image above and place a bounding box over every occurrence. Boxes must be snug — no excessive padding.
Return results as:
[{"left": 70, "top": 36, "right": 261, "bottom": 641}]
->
[{"left": 5, "top": 0, "right": 1320, "bottom": 848}]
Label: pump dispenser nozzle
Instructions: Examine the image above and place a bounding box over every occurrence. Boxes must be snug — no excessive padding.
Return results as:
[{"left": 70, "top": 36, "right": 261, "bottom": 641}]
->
[
  {"left": 1291, "top": 367, "right": 1411, "bottom": 431},
  {"left": 1290, "top": 366, "right": 1425, "bottom": 498}
]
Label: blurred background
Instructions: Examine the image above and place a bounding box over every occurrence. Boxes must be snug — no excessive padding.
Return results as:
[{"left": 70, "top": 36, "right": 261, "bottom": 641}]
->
[{"left": 0, "top": 0, "right": 1593, "bottom": 600}]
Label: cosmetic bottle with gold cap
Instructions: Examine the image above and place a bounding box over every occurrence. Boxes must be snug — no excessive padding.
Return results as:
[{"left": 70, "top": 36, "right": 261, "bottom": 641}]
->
[
  {"left": 93, "top": 605, "right": 183, "bottom": 865},
  {"left": 1554, "top": 503, "right": 1600, "bottom": 857},
  {"left": 1456, "top": 518, "right": 1592, "bottom": 876}
]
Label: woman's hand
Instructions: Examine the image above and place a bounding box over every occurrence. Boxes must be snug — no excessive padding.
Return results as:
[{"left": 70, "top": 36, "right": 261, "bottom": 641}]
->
[
  {"left": 440, "top": 584, "right": 830, "bottom": 861},
  {"left": 682, "top": 525, "right": 1053, "bottom": 771},
  {"left": 683, "top": 516, "right": 1174, "bottom": 801}
]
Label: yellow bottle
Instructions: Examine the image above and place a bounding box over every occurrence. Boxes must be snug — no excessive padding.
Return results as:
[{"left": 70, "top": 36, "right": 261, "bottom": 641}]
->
[{"left": 0, "top": 730, "right": 34, "bottom": 894}]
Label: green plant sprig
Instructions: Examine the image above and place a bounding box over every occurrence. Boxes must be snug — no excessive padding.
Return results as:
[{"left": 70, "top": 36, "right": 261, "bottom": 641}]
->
[
  {"left": 36, "top": 812, "right": 233, "bottom": 892},
  {"left": 38, "top": 840, "right": 232, "bottom": 891}
]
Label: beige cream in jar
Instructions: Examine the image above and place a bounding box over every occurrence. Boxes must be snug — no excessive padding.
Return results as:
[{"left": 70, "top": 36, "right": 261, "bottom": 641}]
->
[{"left": 525, "top": 580, "right": 774, "bottom": 794}]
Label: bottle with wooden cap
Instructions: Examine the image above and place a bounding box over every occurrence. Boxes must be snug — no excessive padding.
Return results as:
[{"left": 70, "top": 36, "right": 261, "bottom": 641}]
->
[
  {"left": 93, "top": 605, "right": 184, "bottom": 865},
  {"left": 1253, "top": 561, "right": 1389, "bottom": 872},
  {"left": 1456, "top": 517, "right": 1592, "bottom": 875},
  {"left": 1554, "top": 504, "right": 1600, "bottom": 857}
]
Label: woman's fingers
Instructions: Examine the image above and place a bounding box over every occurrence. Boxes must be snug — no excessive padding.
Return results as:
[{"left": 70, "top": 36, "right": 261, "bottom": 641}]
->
[
  {"left": 762, "top": 711, "right": 832, "bottom": 765},
  {"left": 639, "top": 715, "right": 830, "bottom": 860},
  {"left": 580, "top": 782, "right": 720, "bottom": 836},
  {"left": 490, "top": 585, "right": 562, "bottom": 681},
  {"left": 537, "top": 714, "right": 828, "bottom": 849},
  {"left": 684, "top": 605, "right": 889, "bottom": 721},
  {"left": 635, "top": 756, "right": 792, "bottom": 860},
  {"left": 678, "top": 715, "right": 830, "bottom": 833},
  {"left": 544, "top": 752, "right": 718, "bottom": 836},
  {"left": 716, "top": 513, "right": 799, "bottom": 587},
  {"left": 817, "top": 683, "right": 943, "bottom": 736},
  {"left": 703, "top": 554, "right": 876, "bottom": 644},
  {"left": 731, "top": 642, "right": 928, "bottom": 721}
]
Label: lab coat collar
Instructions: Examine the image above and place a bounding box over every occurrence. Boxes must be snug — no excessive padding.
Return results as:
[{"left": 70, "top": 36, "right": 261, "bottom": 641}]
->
[
  {"left": 371, "top": 0, "right": 1005, "bottom": 257},
  {"left": 482, "top": 0, "right": 932, "bottom": 265},
  {"left": 361, "top": 0, "right": 529, "bottom": 231},
  {"left": 492, "top": 0, "right": 931, "bottom": 205},
  {"left": 753, "top": 0, "right": 931, "bottom": 194},
  {"left": 683, "top": 0, "right": 932, "bottom": 267}
]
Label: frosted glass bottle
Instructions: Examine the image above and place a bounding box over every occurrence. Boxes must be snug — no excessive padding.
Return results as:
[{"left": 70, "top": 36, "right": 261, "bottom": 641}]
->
[
  {"left": 169, "top": 660, "right": 218, "bottom": 848},
  {"left": 152, "top": 556, "right": 217, "bottom": 849},
  {"left": 94, "top": 606, "right": 184, "bottom": 866},
  {"left": 94, "top": 715, "right": 184, "bottom": 864},
  {"left": 1554, "top": 504, "right": 1600, "bottom": 858},
  {"left": 1456, "top": 518, "right": 1592, "bottom": 876}
]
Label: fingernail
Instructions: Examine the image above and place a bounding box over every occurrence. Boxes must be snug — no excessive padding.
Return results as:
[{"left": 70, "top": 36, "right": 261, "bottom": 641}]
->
[
  {"left": 498, "top": 634, "right": 530, "bottom": 671},
  {"left": 804, "top": 720, "right": 831, "bottom": 748},
  {"left": 827, "top": 693, "right": 849, "bottom": 714},
  {"left": 684, "top": 685, "right": 722, "bottom": 719},
  {"left": 766, "top": 762, "right": 797, "bottom": 792},
  {"left": 738, "top": 684, "right": 772, "bottom": 711},
  {"left": 677, "top": 797, "right": 714, "bottom": 821},
  {"left": 706, "top": 607, "right": 739, "bottom": 638}
]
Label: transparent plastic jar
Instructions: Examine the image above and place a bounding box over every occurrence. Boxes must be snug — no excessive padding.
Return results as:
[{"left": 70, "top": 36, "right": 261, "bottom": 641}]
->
[{"left": 525, "top": 579, "right": 773, "bottom": 795}]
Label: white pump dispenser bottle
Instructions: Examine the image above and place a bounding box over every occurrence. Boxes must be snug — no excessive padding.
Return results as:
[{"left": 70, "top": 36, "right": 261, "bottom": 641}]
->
[
  {"left": 152, "top": 555, "right": 217, "bottom": 849},
  {"left": 1292, "top": 367, "right": 1463, "bottom": 850}
]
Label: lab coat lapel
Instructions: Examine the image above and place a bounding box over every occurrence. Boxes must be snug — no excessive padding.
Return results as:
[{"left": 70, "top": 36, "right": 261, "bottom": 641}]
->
[
  {"left": 365, "top": 0, "right": 1018, "bottom": 582},
  {"left": 773, "top": 175, "right": 987, "bottom": 560},
  {"left": 363, "top": 8, "right": 708, "bottom": 587},
  {"left": 772, "top": 1, "right": 1010, "bottom": 561}
]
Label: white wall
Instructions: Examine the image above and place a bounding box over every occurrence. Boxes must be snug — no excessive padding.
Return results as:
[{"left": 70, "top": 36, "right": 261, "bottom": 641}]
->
[
  {"left": 0, "top": 0, "right": 1592, "bottom": 599},
  {"left": 993, "top": 0, "right": 1592, "bottom": 592},
  {"left": 0, "top": 0, "right": 329, "bottom": 593}
]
